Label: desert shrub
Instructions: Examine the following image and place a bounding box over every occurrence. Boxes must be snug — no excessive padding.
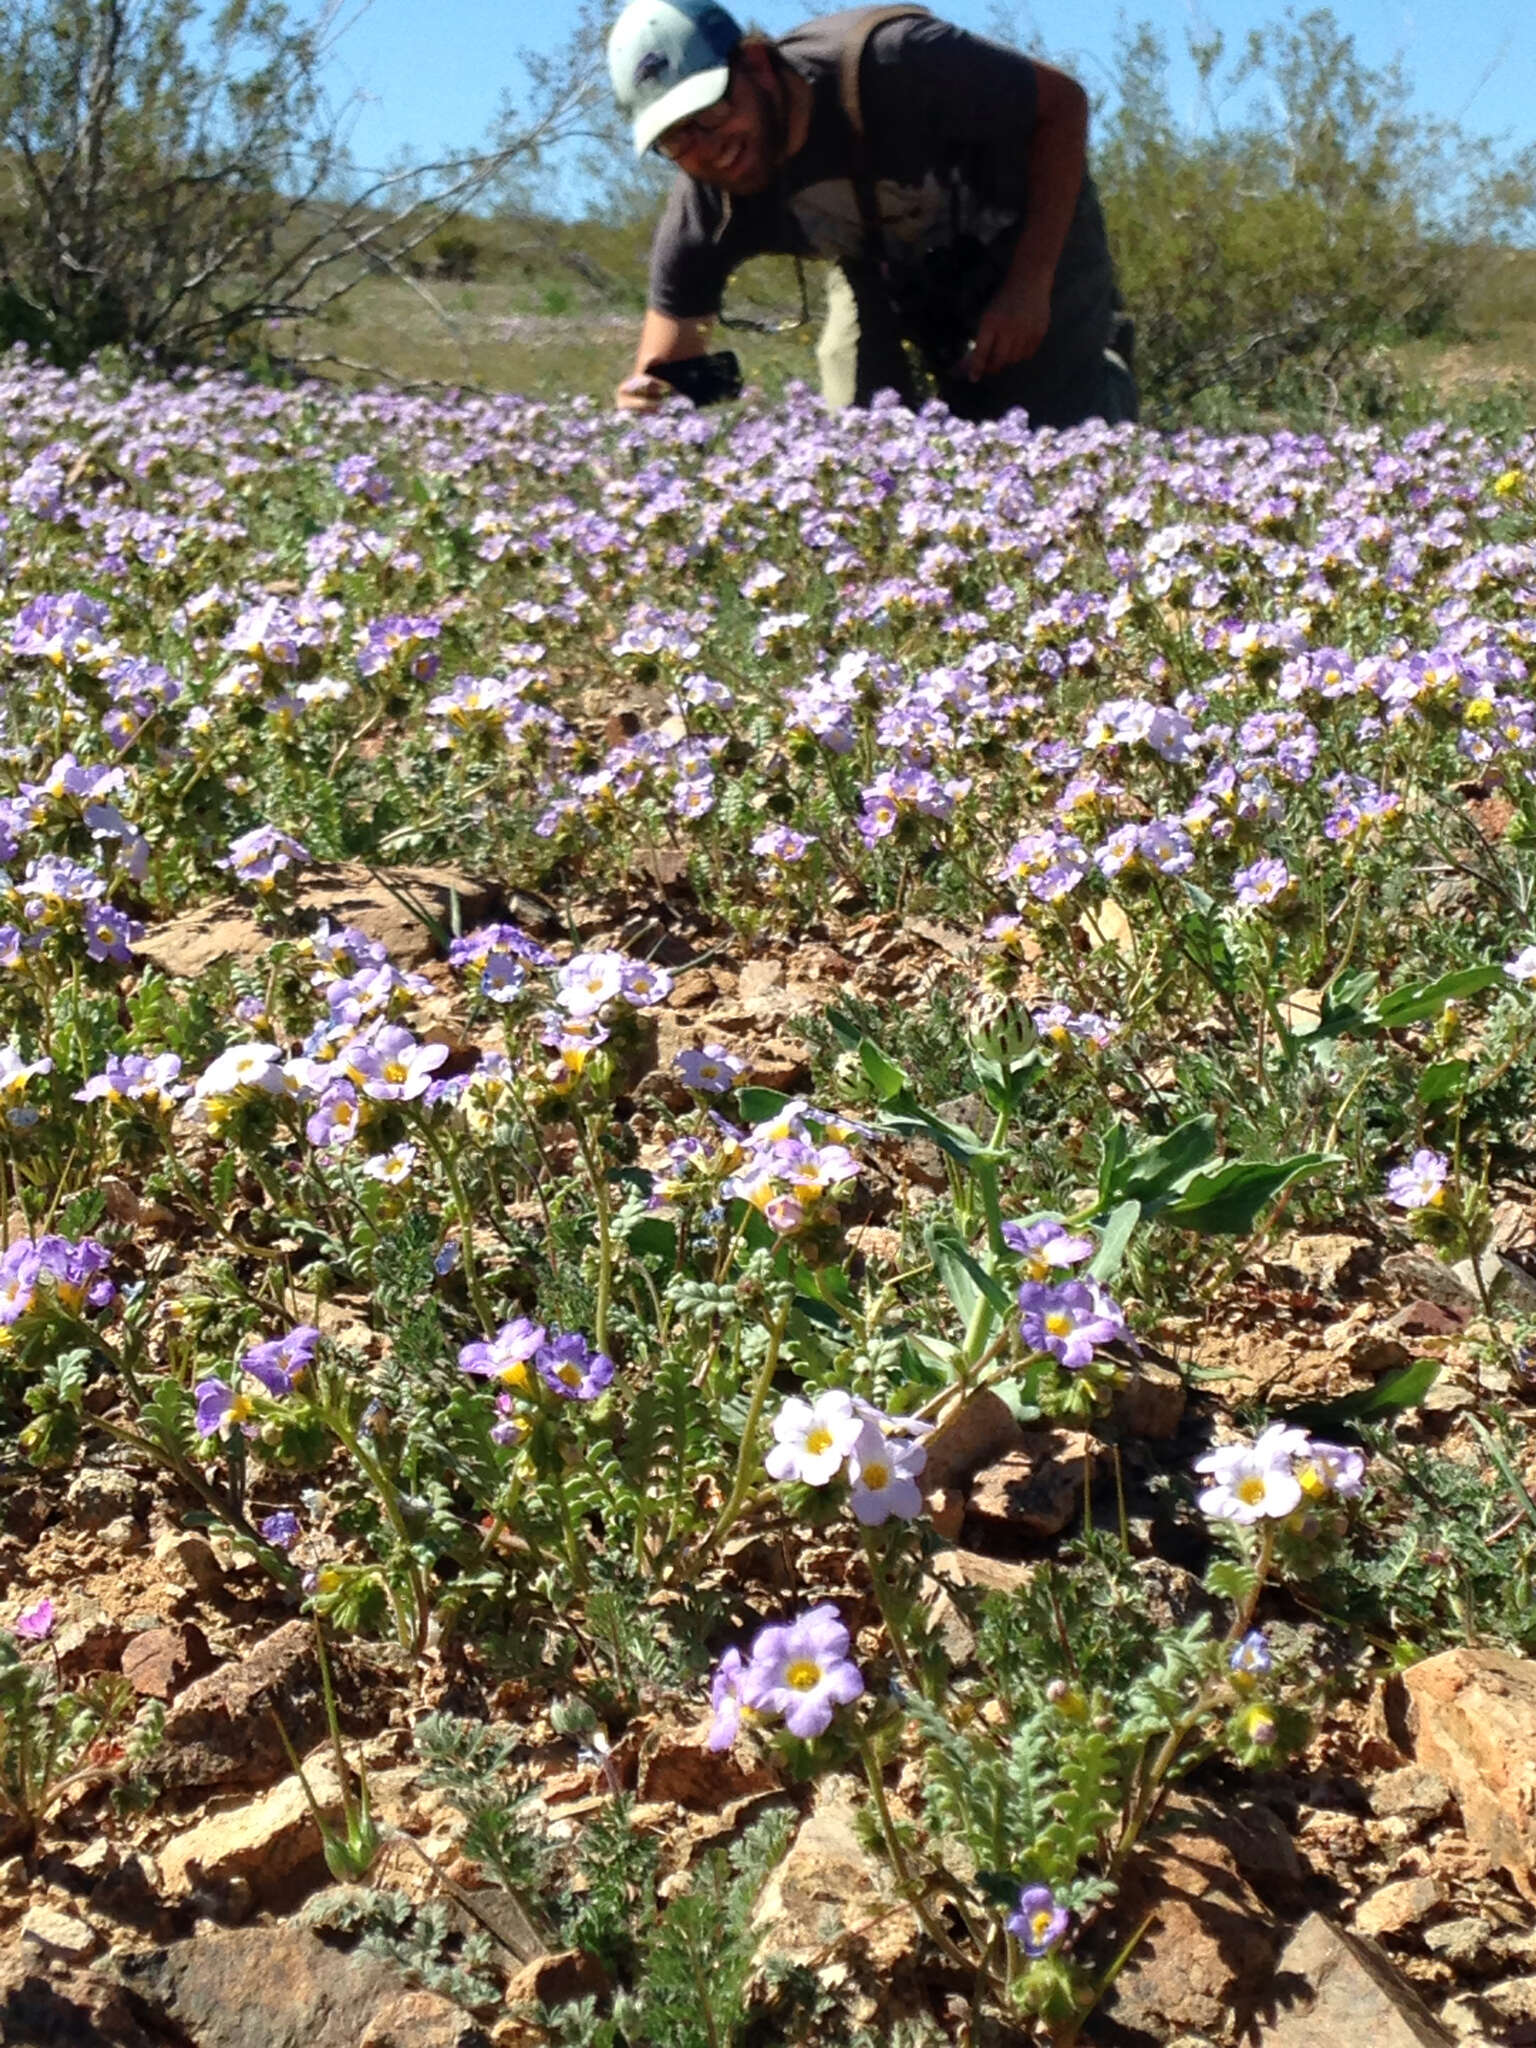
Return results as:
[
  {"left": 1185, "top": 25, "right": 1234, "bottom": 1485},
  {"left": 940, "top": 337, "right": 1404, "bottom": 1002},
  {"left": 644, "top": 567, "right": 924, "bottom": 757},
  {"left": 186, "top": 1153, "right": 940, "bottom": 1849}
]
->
[{"left": 1095, "top": 8, "right": 1536, "bottom": 416}]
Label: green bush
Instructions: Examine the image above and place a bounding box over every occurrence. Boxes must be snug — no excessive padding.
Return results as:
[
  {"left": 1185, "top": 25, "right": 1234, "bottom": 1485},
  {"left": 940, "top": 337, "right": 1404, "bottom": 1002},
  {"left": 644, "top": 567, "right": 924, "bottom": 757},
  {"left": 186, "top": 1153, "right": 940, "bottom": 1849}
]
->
[{"left": 1096, "top": 8, "right": 1536, "bottom": 416}]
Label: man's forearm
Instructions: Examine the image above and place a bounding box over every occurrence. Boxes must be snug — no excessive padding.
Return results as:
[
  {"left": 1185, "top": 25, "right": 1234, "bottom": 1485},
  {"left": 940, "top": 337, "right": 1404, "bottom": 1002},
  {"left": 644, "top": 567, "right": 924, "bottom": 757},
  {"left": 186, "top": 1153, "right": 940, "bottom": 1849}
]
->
[{"left": 633, "top": 307, "right": 715, "bottom": 375}]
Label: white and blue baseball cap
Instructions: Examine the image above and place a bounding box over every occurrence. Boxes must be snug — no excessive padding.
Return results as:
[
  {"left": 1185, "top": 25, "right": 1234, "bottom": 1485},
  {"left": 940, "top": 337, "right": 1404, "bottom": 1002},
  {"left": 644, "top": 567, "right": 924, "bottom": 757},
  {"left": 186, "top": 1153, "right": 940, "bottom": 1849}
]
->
[{"left": 607, "top": 0, "right": 743, "bottom": 156}]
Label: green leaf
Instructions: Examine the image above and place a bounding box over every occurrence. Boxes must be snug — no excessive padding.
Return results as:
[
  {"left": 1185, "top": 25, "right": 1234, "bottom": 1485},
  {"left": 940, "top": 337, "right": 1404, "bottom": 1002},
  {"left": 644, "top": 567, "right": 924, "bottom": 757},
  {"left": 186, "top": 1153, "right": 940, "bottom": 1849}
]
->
[
  {"left": 1162, "top": 1151, "right": 1338, "bottom": 1234},
  {"left": 1417, "top": 1058, "right": 1470, "bottom": 1107},
  {"left": 1285, "top": 1357, "right": 1441, "bottom": 1432},
  {"left": 736, "top": 1087, "right": 790, "bottom": 1126},
  {"left": 858, "top": 1036, "right": 908, "bottom": 1103},
  {"left": 1097, "top": 1122, "right": 1130, "bottom": 1210},
  {"left": 1109, "top": 1115, "right": 1218, "bottom": 1207},
  {"left": 1374, "top": 964, "right": 1504, "bottom": 1028},
  {"left": 1089, "top": 1200, "right": 1141, "bottom": 1284},
  {"left": 822, "top": 1007, "right": 866, "bottom": 1052},
  {"left": 1305, "top": 967, "right": 1379, "bottom": 1044},
  {"left": 624, "top": 1216, "right": 677, "bottom": 1266},
  {"left": 925, "top": 1220, "right": 1011, "bottom": 1326}
]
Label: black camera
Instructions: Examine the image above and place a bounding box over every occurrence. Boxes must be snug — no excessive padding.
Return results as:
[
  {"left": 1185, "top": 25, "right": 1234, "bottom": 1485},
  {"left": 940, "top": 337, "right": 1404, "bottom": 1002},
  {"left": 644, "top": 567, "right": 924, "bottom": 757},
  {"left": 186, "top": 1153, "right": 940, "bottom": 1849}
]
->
[
  {"left": 887, "top": 235, "right": 1013, "bottom": 374},
  {"left": 645, "top": 351, "right": 744, "bottom": 407}
]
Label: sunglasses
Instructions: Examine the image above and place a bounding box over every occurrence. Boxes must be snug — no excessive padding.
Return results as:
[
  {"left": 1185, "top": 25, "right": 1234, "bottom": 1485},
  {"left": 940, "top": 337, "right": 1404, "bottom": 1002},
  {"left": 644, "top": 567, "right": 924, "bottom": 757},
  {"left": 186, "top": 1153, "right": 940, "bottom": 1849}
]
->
[{"left": 653, "top": 65, "right": 738, "bottom": 161}]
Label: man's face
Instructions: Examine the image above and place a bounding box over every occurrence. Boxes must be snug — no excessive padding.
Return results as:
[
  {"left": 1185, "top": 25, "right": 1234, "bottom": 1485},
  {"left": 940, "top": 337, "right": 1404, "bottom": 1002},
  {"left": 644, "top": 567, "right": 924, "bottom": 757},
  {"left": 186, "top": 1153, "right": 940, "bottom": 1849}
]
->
[{"left": 656, "top": 48, "right": 778, "bottom": 194}]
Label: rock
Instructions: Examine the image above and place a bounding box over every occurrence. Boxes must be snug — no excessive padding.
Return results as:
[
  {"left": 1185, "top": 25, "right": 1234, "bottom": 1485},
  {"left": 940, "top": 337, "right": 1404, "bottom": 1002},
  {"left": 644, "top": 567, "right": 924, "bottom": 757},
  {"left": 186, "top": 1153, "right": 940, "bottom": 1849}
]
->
[
  {"left": 1452, "top": 1251, "right": 1536, "bottom": 1313},
  {"left": 928, "top": 1547, "right": 1035, "bottom": 1596},
  {"left": 139, "top": 862, "right": 499, "bottom": 980},
  {"left": 153, "top": 1526, "right": 224, "bottom": 1594},
  {"left": 1402, "top": 1648, "right": 1536, "bottom": 1902},
  {"left": 1256, "top": 1913, "right": 1456, "bottom": 2045},
  {"left": 0, "top": 1946, "right": 167, "bottom": 2048},
  {"left": 1383, "top": 1299, "right": 1470, "bottom": 1337},
  {"left": 965, "top": 1430, "right": 1099, "bottom": 1541},
  {"left": 64, "top": 1464, "right": 141, "bottom": 1532},
  {"left": 1106, "top": 1829, "right": 1277, "bottom": 2040},
  {"left": 1321, "top": 1314, "right": 1412, "bottom": 1372},
  {"left": 114, "top": 1924, "right": 490, "bottom": 2048},
  {"left": 160, "top": 1618, "right": 384, "bottom": 1789},
  {"left": 1106, "top": 1358, "right": 1187, "bottom": 1439},
  {"left": 1381, "top": 1253, "right": 1478, "bottom": 1314},
  {"left": 751, "top": 1774, "right": 921, "bottom": 1975},
  {"left": 1423, "top": 1917, "right": 1497, "bottom": 1972},
  {"left": 20, "top": 1902, "right": 99, "bottom": 1961},
  {"left": 98, "top": 1513, "right": 147, "bottom": 1552},
  {"left": 1436, "top": 1991, "right": 1501, "bottom": 2041},
  {"left": 89, "top": 1850, "right": 179, "bottom": 1939},
  {"left": 1355, "top": 1877, "right": 1446, "bottom": 1940},
  {"left": 503, "top": 1950, "right": 607, "bottom": 2011},
  {"left": 1369, "top": 1766, "right": 1454, "bottom": 1825},
  {"left": 921, "top": 1390, "right": 1028, "bottom": 1491},
  {"left": 53, "top": 1595, "right": 132, "bottom": 1679},
  {"left": 1482, "top": 1973, "right": 1536, "bottom": 2024},
  {"left": 121, "top": 1622, "right": 214, "bottom": 1701},
  {"left": 1267, "top": 1232, "right": 1376, "bottom": 1297},
  {"left": 926, "top": 1486, "right": 965, "bottom": 1541},
  {"left": 637, "top": 1728, "right": 778, "bottom": 1808},
  {"left": 158, "top": 1759, "right": 344, "bottom": 1906}
]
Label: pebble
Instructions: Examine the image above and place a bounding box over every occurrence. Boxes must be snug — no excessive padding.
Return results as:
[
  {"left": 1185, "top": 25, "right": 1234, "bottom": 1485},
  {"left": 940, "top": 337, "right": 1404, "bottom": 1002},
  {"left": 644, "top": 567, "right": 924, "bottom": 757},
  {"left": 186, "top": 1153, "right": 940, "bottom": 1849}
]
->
[{"left": 21, "top": 1902, "right": 98, "bottom": 1961}]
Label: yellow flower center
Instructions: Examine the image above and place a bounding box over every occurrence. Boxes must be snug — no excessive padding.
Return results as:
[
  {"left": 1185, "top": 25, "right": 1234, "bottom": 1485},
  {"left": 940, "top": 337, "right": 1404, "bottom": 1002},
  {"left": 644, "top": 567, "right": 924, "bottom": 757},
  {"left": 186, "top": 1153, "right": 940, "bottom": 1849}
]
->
[
  {"left": 498, "top": 1363, "right": 530, "bottom": 1389},
  {"left": 1044, "top": 1310, "right": 1073, "bottom": 1337},
  {"left": 805, "top": 1426, "right": 833, "bottom": 1456},
  {"left": 784, "top": 1659, "right": 822, "bottom": 1692},
  {"left": 1236, "top": 1474, "right": 1267, "bottom": 1505},
  {"left": 557, "top": 1363, "right": 582, "bottom": 1388},
  {"left": 862, "top": 1461, "right": 890, "bottom": 1490},
  {"left": 1031, "top": 1911, "right": 1055, "bottom": 1943}
]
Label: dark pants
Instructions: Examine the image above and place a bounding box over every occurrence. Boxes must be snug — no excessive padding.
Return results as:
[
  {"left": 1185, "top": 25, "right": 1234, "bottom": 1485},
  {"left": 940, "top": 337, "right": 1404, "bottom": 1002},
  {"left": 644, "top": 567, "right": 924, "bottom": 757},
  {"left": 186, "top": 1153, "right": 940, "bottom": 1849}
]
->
[{"left": 816, "top": 260, "right": 1138, "bottom": 427}]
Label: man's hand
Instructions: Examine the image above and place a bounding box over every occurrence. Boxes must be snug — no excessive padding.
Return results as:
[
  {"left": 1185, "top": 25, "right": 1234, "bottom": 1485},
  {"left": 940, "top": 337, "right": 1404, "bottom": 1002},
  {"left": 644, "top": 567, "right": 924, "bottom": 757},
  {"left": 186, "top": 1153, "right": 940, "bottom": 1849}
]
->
[
  {"left": 961, "top": 271, "right": 1053, "bottom": 382},
  {"left": 614, "top": 372, "right": 674, "bottom": 412}
]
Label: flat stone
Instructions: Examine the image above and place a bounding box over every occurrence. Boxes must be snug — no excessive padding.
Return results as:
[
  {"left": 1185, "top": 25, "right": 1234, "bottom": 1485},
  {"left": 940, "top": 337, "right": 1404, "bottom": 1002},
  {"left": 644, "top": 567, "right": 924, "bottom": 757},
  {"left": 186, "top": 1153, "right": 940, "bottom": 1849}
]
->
[
  {"left": 160, "top": 1619, "right": 386, "bottom": 1790},
  {"left": 1355, "top": 1877, "right": 1446, "bottom": 1939},
  {"left": 139, "top": 861, "right": 499, "bottom": 980},
  {"left": 1267, "top": 1232, "right": 1376, "bottom": 1296},
  {"left": 1423, "top": 1916, "right": 1497, "bottom": 1971},
  {"left": 637, "top": 1727, "right": 778, "bottom": 1808},
  {"left": 965, "top": 1430, "right": 1099, "bottom": 1541},
  {"left": 1256, "top": 1913, "right": 1455, "bottom": 2045},
  {"left": 113, "top": 1924, "right": 490, "bottom": 2048},
  {"left": 751, "top": 1774, "right": 921, "bottom": 1976},
  {"left": 1370, "top": 1766, "right": 1454, "bottom": 1825},
  {"left": 1403, "top": 1648, "right": 1536, "bottom": 1903},
  {"left": 121, "top": 1622, "right": 215, "bottom": 1701},
  {"left": 503, "top": 1950, "right": 608, "bottom": 2013},
  {"left": 153, "top": 1527, "right": 224, "bottom": 1594},
  {"left": 158, "top": 1760, "right": 343, "bottom": 1905},
  {"left": 21, "top": 1902, "right": 98, "bottom": 1961},
  {"left": 53, "top": 1595, "right": 132, "bottom": 1679},
  {"left": 1381, "top": 1253, "right": 1478, "bottom": 1314},
  {"left": 64, "top": 1465, "right": 141, "bottom": 1532},
  {"left": 1107, "top": 1830, "right": 1277, "bottom": 2039},
  {"left": 1452, "top": 1251, "right": 1536, "bottom": 1313},
  {"left": 921, "top": 1391, "right": 1027, "bottom": 1492}
]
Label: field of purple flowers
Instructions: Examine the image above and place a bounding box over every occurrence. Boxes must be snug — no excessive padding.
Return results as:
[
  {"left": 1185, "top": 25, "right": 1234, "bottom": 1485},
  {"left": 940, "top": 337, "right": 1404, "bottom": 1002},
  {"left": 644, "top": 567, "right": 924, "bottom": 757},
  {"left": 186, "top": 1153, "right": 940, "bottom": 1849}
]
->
[{"left": 4, "top": 352, "right": 1536, "bottom": 2045}]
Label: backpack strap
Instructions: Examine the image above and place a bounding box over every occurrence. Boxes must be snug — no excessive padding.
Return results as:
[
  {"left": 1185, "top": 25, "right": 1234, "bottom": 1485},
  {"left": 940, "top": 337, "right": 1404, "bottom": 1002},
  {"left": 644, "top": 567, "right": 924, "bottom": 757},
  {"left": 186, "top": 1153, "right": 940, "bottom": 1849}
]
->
[
  {"left": 837, "top": 3, "right": 932, "bottom": 142},
  {"left": 835, "top": 4, "right": 931, "bottom": 270}
]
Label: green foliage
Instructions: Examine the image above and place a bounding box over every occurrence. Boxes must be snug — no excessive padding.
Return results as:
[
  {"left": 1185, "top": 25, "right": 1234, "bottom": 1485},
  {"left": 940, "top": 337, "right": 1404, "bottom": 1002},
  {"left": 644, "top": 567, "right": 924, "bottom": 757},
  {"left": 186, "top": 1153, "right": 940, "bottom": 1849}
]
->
[
  {"left": 1096, "top": 9, "right": 1536, "bottom": 414},
  {"left": 411, "top": 1712, "right": 552, "bottom": 1896},
  {"left": 1318, "top": 1421, "right": 1536, "bottom": 1654}
]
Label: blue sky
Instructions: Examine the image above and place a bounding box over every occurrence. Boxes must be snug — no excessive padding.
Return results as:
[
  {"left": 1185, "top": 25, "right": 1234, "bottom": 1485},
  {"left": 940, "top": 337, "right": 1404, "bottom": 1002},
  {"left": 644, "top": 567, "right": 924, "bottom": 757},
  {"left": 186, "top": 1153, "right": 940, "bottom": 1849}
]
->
[{"left": 323, "top": 0, "right": 1536, "bottom": 182}]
